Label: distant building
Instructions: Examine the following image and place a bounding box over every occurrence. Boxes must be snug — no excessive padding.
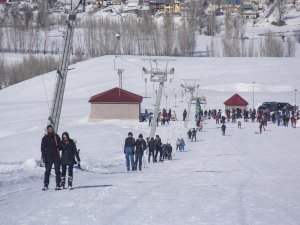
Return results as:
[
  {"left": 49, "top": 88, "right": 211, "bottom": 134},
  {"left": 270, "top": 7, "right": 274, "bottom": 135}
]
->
[
  {"left": 224, "top": 94, "right": 249, "bottom": 111},
  {"left": 89, "top": 87, "right": 143, "bottom": 121},
  {"left": 241, "top": 11, "right": 259, "bottom": 18},
  {"left": 149, "top": 0, "right": 181, "bottom": 14}
]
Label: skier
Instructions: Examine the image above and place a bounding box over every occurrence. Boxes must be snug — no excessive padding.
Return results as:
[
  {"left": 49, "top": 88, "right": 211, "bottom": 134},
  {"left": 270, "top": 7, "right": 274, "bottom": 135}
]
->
[
  {"left": 148, "top": 137, "right": 156, "bottom": 163},
  {"left": 124, "top": 132, "right": 135, "bottom": 171},
  {"left": 134, "top": 134, "right": 147, "bottom": 171},
  {"left": 154, "top": 135, "right": 162, "bottom": 162},
  {"left": 183, "top": 109, "right": 187, "bottom": 121},
  {"left": 191, "top": 128, "right": 197, "bottom": 142},
  {"left": 221, "top": 123, "right": 226, "bottom": 136},
  {"left": 60, "top": 132, "right": 80, "bottom": 189},
  {"left": 41, "top": 125, "right": 61, "bottom": 190}
]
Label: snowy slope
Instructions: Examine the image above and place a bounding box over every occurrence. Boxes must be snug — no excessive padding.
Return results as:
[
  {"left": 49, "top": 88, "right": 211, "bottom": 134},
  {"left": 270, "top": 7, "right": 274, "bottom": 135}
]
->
[{"left": 0, "top": 56, "right": 300, "bottom": 225}]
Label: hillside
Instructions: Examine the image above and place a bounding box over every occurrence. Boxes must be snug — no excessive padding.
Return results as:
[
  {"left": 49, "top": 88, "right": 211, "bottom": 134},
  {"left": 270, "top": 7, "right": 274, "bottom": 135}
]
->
[{"left": 0, "top": 56, "right": 300, "bottom": 225}]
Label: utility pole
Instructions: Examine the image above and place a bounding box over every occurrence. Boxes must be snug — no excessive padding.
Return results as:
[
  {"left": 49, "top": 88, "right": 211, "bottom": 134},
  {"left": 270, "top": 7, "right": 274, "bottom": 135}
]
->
[
  {"left": 295, "top": 89, "right": 297, "bottom": 114},
  {"left": 165, "top": 95, "right": 168, "bottom": 109},
  {"left": 252, "top": 81, "right": 255, "bottom": 110},
  {"left": 142, "top": 59, "right": 175, "bottom": 139},
  {"left": 181, "top": 79, "right": 200, "bottom": 128},
  {"left": 114, "top": 33, "right": 123, "bottom": 89},
  {"left": 48, "top": 2, "right": 81, "bottom": 133},
  {"left": 144, "top": 78, "right": 149, "bottom": 98}
]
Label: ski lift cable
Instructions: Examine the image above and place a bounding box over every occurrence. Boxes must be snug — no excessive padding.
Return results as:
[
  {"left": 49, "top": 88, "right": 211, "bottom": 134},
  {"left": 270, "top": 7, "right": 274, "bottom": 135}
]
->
[
  {"left": 85, "top": 32, "right": 144, "bottom": 68},
  {"left": 41, "top": 73, "right": 51, "bottom": 114}
]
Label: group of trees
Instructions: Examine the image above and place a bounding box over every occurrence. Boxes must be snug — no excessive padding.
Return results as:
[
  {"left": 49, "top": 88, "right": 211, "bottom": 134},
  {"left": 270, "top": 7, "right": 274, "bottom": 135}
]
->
[
  {"left": 0, "top": 55, "right": 58, "bottom": 89},
  {"left": 1, "top": 0, "right": 299, "bottom": 89},
  {"left": 77, "top": 15, "right": 196, "bottom": 58}
]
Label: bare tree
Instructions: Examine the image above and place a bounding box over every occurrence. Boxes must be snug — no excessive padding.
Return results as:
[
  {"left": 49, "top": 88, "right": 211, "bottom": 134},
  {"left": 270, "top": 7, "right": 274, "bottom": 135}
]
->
[
  {"left": 260, "top": 35, "right": 284, "bottom": 57},
  {"left": 275, "top": 0, "right": 286, "bottom": 24},
  {"left": 285, "top": 37, "right": 296, "bottom": 57}
]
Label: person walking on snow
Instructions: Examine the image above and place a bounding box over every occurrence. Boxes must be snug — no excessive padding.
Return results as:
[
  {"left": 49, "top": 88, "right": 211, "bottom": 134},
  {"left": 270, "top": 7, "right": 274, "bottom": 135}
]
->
[
  {"left": 176, "top": 138, "right": 181, "bottom": 151},
  {"left": 124, "top": 132, "right": 135, "bottom": 171},
  {"left": 154, "top": 135, "right": 162, "bottom": 162},
  {"left": 148, "top": 137, "right": 156, "bottom": 163},
  {"left": 179, "top": 138, "right": 185, "bottom": 152},
  {"left": 187, "top": 129, "right": 192, "bottom": 140},
  {"left": 221, "top": 123, "right": 226, "bottom": 136},
  {"left": 191, "top": 128, "right": 197, "bottom": 142},
  {"left": 134, "top": 134, "right": 147, "bottom": 171},
  {"left": 183, "top": 109, "right": 187, "bottom": 121},
  {"left": 41, "top": 125, "right": 61, "bottom": 190},
  {"left": 59, "top": 132, "right": 80, "bottom": 189}
]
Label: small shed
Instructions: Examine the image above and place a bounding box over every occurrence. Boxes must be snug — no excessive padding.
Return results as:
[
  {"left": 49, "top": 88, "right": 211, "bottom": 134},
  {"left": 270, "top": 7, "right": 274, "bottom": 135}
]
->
[
  {"left": 224, "top": 94, "right": 248, "bottom": 111},
  {"left": 89, "top": 87, "right": 143, "bottom": 121}
]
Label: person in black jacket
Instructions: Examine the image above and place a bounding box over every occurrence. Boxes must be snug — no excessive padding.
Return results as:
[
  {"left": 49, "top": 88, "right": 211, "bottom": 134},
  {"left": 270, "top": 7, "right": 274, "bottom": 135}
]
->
[
  {"left": 41, "top": 125, "right": 61, "bottom": 190},
  {"left": 154, "top": 135, "right": 162, "bottom": 162},
  {"left": 60, "top": 132, "right": 80, "bottom": 189},
  {"left": 147, "top": 137, "right": 156, "bottom": 163},
  {"left": 124, "top": 132, "right": 135, "bottom": 171},
  {"left": 134, "top": 134, "right": 147, "bottom": 171}
]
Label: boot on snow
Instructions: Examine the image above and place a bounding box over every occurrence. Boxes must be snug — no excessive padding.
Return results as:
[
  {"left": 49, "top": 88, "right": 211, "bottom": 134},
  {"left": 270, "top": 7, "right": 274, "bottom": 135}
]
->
[
  {"left": 61, "top": 177, "right": 66, "bottom": 189},
  {"left": 42, "top": 184, "right": 48, "bottom": 191},
  {"left": 68, "top": 176, "right": 73, "bottom": 190}
]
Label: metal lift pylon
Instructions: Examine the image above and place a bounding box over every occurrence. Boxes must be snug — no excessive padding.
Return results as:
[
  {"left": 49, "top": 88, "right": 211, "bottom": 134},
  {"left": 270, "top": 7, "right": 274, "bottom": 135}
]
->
[{"left": 48, "top": 2, "right": 81, "bottom": 133}]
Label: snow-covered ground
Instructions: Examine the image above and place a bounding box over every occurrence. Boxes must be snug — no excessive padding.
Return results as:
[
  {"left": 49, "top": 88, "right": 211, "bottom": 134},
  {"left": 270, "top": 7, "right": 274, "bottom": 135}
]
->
[{"left": 0, "top": 56, "right": 300, "bottom": 225}]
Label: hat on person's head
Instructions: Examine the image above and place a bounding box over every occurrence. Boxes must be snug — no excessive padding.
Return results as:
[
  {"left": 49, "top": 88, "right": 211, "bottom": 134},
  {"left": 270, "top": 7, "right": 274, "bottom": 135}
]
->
[
  {"left": 128, "top": 132, "right": 133, "bottom": 136},
  {"left": 138, "top": 134, "right": 143, "bottom": 138}
]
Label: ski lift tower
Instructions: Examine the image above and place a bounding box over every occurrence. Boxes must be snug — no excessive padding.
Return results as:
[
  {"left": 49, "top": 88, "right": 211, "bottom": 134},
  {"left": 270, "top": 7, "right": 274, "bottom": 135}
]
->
[
  {"left": 142, "top": 59, "right": 175, "bottom": 139},
  {"left": 48, "top": 0, "right": 82, "bottom": 133},
  {"left": 181, "top": 79, "right": 200, "bottom": 128}
]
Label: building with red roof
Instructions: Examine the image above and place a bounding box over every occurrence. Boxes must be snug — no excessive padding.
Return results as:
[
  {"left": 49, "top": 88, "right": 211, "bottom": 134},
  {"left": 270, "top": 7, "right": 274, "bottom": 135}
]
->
[
  {"left": 89, "top": 87, "right": 143, "bottom": 121},
  {"left": 224, "top": 94, "right": 248, "bottom": 111}
]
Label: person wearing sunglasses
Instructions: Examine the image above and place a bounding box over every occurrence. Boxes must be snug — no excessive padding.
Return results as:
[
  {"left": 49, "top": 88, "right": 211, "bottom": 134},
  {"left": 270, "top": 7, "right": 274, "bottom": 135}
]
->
[{"left": 60, "top": 132, "right": 80, "bottom": 189}]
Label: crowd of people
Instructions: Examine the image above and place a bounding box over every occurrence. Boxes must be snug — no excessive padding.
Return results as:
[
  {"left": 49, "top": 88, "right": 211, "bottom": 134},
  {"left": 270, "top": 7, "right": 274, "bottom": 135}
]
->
[
  {"left": 123, "top": 133, "right": 173, "bottom": 171},
  {"left": 41, "top": 105, "right": 298, "bottom": 188},
  {"left": 198, "top": 106, "right": 298, "bottom": 135}
]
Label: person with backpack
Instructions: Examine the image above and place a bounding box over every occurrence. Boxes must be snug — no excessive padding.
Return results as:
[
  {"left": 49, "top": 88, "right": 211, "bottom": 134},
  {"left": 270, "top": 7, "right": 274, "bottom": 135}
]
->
[
  {"left": 124, "top": 132, "right": 135, "bottom": 171},
  {"left": 134, "top": 134, "right": 147, "bottom": 171},
  {"left": 59, "top": 132, "right": 80, "bottom": 189},
  {"left": 41, "top": 125, "right": 61, "bottom": 190}
]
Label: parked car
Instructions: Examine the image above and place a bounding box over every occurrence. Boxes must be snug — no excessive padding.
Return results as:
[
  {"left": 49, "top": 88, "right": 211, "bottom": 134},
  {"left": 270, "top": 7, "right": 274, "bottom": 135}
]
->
[{"left": 258, "top": 102, "right": 293, "bottom": 112}]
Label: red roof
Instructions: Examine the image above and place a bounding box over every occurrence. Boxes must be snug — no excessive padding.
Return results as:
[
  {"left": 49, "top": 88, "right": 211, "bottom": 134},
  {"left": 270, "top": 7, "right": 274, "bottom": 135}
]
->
[
  {"left": 224, "top": 94, "right": 248, "bottom": 106},
  {"left": 89, "top": 87, "right": 143, "bottom": 104}
]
